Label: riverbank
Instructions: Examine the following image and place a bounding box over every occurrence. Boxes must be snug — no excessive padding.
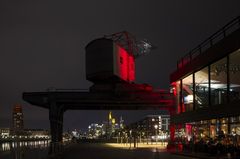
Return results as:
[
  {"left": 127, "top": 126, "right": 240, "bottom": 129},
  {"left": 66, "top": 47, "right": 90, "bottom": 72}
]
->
[{"left": 0, "top": 138, "right": 49, "bottom": 143}]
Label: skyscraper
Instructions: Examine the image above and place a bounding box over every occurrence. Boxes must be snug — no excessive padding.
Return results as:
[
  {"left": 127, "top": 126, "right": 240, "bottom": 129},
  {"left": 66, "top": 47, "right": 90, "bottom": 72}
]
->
[
  {"left": 12, "top": 104, "right": 24, "bottom": 135},
  {"left": 106, "top": 111, "right": 119, "bottom": 138}
]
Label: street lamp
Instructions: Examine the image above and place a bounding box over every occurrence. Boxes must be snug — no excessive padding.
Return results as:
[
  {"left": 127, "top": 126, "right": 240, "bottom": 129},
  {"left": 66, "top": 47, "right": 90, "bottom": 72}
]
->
[
  {"left": 154, "top": 125, "right": 158, "bottom": 144},
  {"left": 129, "top": 130, "right": 132, "bottom": 148}
]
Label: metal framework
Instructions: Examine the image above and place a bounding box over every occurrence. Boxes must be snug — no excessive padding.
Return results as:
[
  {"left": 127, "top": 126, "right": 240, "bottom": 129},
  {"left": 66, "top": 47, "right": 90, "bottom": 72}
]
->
[{"left": 104, "top": 31, "right": 154, "bottom": 58}]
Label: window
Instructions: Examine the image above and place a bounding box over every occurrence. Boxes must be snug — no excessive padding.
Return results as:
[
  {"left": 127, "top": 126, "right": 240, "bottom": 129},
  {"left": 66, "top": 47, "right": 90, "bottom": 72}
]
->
[
  {"left": 195, "top": 66, "right": 209, "bottom": 109},
  {"left": 210, "top": 57, "right": 227, "bottom": 105},
  {"left": 229, "top": 50, "right": 240, "bottom": 102},
  {"left": 182, "top": 74, "right": 193, "bottom": 112}
]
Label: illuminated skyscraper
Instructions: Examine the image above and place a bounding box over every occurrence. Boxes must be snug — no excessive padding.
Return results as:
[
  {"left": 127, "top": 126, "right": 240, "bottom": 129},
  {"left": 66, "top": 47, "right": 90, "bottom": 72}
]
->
[
  {"left": 106, "top": 111, "right": 119, "bottom": 138},
  {"left": 12, "top": 104, "right": 24, "bottom": 135}
]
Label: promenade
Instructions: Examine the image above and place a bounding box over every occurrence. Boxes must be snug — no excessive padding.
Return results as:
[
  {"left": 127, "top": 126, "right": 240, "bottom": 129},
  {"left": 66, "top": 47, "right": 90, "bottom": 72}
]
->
[{"left": 48, "top": 142, "right": 197, "bottom": 159}]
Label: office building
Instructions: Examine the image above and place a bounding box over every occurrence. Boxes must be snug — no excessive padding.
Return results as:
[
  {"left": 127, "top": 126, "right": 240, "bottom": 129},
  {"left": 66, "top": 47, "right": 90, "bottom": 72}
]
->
[
  {"left": 128, "top": 114, "right": 170, "bottom": 140},
  {"left": 12, "top": 104, "right": 24, "bottom": 135}
]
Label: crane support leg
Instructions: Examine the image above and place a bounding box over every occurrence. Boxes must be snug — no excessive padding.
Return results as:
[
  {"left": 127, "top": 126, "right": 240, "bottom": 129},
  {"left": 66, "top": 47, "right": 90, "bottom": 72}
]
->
[{"left": 49, "top": 100, "right": 64, "bottom": 154}]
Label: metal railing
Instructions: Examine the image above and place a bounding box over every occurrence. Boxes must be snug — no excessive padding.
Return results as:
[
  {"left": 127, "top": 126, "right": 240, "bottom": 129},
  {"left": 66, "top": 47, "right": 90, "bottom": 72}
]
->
[{"left": 177, "top": 16, "right": 240, "bottom": 69}]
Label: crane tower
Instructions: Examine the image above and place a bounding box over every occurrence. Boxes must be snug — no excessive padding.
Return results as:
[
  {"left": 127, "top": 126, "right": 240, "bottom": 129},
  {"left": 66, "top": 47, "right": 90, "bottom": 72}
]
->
[{"left": 85, "top": 31, "right": 154, "bottom": 84}]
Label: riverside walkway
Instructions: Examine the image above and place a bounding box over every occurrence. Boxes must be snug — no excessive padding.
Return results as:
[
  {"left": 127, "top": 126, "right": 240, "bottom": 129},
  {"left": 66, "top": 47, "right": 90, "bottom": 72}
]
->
[{"left": 47, "top": 142, "right": 197, "bottom": 159}]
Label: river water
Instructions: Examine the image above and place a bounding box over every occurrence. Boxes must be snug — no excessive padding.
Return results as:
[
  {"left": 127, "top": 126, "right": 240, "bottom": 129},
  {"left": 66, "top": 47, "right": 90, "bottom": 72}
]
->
[{"left": 0, "top": 141, "right": 50, "bottom": 159}]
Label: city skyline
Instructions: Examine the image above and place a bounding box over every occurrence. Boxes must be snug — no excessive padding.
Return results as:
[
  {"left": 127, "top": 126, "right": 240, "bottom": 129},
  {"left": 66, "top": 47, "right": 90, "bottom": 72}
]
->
[
  {"left": 0, "top": 0, "right": 240, "bottom": 130},
  {"left": 1, "top": 104, "right": 169, "bottom": 132},
  {"left": 0, "top": 104, "right": 170, "bottom": 132}
]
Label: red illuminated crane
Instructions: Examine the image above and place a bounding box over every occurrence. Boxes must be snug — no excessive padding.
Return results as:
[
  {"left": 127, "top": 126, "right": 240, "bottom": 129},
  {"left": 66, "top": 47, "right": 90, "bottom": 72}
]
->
[{"left": 23, "top": 32, "right": 174, "bottom": 154}]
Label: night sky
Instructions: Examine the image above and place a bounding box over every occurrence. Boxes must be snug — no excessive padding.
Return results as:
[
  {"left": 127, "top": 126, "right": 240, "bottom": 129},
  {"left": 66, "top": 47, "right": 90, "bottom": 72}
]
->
[{"left": 0, "top": 0, "right": 240, "bottom": 131}]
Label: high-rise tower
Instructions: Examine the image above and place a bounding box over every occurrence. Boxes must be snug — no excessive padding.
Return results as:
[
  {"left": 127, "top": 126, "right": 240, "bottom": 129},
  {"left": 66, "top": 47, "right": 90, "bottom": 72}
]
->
[{"left": 12, "top": 104, "right": 24, "bottom": 135}]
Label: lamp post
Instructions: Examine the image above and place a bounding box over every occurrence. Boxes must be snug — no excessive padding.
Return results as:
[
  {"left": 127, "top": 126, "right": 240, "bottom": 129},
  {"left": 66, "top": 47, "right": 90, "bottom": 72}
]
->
[
  {"left": 129, "top": 130, "right": 132, "bottom": 148},
  {"left": 154, "top": 125, "right": 158, "bottom": 144}
]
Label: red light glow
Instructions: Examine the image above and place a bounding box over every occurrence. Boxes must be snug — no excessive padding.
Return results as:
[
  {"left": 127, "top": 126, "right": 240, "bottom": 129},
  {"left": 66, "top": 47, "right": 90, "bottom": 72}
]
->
[
  {"left": 186, "top": 123, "right": 192, "bottom": 137},
  {"left": 181, "top": 103, "right": 185, "bottom": 113},
  {"left": 171, "top": 82, "right": 177, "bottom": 96},
  {"left": 170, "top": 124, "right": 175, "bottom": 142},
  {"left": 128, "top": 55, "right": 135, "bottom": 81},
  {"left": 116, "top": 45, "right": 135, "bottom": 82}
]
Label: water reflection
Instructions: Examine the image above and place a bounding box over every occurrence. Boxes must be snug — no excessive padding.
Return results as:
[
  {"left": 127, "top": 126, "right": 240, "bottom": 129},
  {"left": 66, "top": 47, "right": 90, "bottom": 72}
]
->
[
  {"left": 1, "top": 140, "right": 49, "bottom": 151},
  {"left": 0, "top": 140, "right": 50, "bottom": 159},
  {"left": 2, "top": 142, "right": 10, "bottom": 151}
]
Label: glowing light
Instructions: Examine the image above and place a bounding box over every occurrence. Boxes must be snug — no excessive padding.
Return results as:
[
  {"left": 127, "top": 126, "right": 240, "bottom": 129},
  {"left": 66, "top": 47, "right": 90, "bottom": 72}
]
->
[
  {"left": 185, "top": 124, "right": 192, "bottom": 141},
  {"left": 112, "top": 118, "right": 115, "bottom": 124},
  {"left": 106, "top": 142, "right": 167, "bottom": 149},
  {"left": 184, "top": 95, "right": 193, "bottom": 104},
  {"left": 114, "top": 45, "right": 135, "bottom": 82},
  {"left": 2, "top": 143, "right": 10, "bottom": 151},
  {"left": 119, "top": 47, "right": 129, "bottom": 81},
  {"left": 128, "top": 55, "right": 135, "bottom": 81},
  {"left": 109, "top": 111, "right": 112, "bottom": 120},
  {"left": 170, "top": 124, "right": 175, "bottom": 142},
  {"left": 171, "top": 82, "right": 177, "bottom": 96}
]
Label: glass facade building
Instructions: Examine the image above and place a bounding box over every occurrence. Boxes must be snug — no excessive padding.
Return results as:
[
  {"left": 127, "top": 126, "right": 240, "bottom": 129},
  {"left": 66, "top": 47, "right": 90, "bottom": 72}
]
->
[{"left": 170, "top": 17, "right": 240, "bottom": 142}]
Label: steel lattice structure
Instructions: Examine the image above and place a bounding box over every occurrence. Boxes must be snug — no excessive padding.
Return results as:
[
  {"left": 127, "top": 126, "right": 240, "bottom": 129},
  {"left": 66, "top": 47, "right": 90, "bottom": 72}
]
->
[{"left": 104, "top": 31, "right": 154, "bottom": 58}]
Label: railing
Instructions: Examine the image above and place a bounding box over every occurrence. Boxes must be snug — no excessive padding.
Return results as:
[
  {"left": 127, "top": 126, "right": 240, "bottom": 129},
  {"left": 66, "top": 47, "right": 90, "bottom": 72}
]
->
[{"left": 177, "top": 16, "right": 240, "bottom": 69}]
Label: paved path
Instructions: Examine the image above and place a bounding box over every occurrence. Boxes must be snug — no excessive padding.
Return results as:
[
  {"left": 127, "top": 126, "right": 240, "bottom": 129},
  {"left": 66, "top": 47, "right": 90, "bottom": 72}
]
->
[{"left": 54, "top": 143, "right": 197, "bottom": 159}]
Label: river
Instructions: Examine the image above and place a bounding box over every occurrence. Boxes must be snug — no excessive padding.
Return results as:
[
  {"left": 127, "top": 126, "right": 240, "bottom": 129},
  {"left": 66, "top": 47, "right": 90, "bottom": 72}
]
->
[{"left": 0, "top": 140, "right": 50, "bottom": 159}]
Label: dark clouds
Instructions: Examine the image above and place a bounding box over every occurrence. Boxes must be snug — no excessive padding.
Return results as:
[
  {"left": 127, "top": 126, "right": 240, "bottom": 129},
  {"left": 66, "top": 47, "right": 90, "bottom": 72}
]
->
[{"left": 0, "top": 0, "right": 240, "bottom": 131}]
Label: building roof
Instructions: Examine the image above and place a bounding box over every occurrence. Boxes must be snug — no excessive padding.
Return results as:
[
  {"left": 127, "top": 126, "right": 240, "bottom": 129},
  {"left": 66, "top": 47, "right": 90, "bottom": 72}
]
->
[{"left": 170, "top": 16, "right": 240, "bottom": 82}]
